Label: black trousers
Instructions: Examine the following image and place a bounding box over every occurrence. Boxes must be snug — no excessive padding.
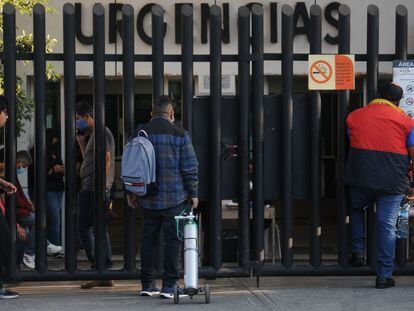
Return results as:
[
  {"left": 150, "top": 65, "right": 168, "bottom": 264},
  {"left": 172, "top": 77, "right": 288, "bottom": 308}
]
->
[
  {"left": 0, "top": 212, "right": 11, "bottom": 284},
  {"left": 140, "top": 201, "right": 187, "bottom": 288}
]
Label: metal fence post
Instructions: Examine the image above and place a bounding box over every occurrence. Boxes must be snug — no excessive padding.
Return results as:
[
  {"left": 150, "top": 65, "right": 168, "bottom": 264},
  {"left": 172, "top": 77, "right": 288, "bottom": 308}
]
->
[
  {"left": 366, "top": 4, "right": 379, "bottom": 270},
  {"left": 181, "top": 5, "right": 193, "bottom": 135},
  {"left": 309, "top": 4, "right": 322, "bottom": 269},
  {"left": 209, "top": 5, "right": 223, "bottom": 272},
  {"left": 237, "top": 5, "right": 251, "bottom": 270},
  {"left": 3, "top": 3, "right": 17, "bottom": 277},
  {"left": 152, "top": 5, "right": 164, "bottom": 100},
  {"left": 63, "top": 3, "right": 77, "bottom": 273},
  {"left": 33, "top": 3, "right": 48, "bottom": 273},
  {"left": 93, "top": 3, "right": 107, "bottom": 273},
  {"left": 395, "top": 5, "right": 408, "bottom": 269},
  {"left": 281, "top": 4, "right": 294, "bottom": 268},
  {"left": 251, "top": 4, "right": 264, "bottom": 266},
  {"left": 122, "top": 4, "right": 136, "bottom": 272},
  {"left": 337, "top": 4, "right": 351, "bottom": 269}
]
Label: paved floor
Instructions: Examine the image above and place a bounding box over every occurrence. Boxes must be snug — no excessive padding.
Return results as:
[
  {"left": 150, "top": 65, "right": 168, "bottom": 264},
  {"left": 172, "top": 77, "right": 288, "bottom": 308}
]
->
[{"left": 2, "top": 276, "right": 414, "bottom": 311}]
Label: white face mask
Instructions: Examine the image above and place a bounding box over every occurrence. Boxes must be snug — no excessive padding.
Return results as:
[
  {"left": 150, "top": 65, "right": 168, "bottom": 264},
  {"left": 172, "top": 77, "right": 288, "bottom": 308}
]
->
[{"left": 17, "top": 167, "right": 26, "bottom": 176}]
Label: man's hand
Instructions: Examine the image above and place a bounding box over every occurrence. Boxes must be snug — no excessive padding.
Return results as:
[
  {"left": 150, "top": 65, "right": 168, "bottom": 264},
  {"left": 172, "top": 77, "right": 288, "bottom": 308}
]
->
[
  {"left": 17, "top": 224, "right": 26, "bottom": 241},
  {"left": 126, "top": 194, "right": 138, "bottom": 209},
  {"left": 407, "top": 187, "right": 414, "bottom": 201},
  {"left": 189, "top": 197, "right": 198, "bottom": 209},
  {"left": 1, "top": 180, "right": 17, "bottom": 195}
]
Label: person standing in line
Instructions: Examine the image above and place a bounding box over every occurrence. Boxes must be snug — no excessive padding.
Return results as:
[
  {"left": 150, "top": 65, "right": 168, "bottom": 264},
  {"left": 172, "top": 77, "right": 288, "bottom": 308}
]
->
[
  {"left": 75, "top": 101, "right": 115, "bottom": 289},
  {"left": 346, "top": 83, "right": 414, "bottom": 289},
  {"left": 0, "top": 96, "right": 19, "bottom": 298},
  {"left": 127, "top": 95, "right": 199, "bottom": 299}
]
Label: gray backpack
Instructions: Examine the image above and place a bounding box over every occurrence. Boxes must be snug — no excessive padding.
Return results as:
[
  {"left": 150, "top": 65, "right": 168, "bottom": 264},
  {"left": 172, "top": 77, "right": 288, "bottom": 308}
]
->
[{"left": 121, "top": 130, "right": 156, "bottom": 197}]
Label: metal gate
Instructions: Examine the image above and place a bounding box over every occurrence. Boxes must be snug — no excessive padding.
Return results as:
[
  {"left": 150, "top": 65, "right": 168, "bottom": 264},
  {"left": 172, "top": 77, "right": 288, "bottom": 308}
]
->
[{"left": 2, "top": 2, "right": 414, "bottom": 282}]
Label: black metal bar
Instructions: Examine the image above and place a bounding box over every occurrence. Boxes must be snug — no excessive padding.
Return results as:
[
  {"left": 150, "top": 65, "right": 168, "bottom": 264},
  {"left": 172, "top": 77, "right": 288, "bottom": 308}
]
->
[
  {"left": 251, "top": 4, "right": 264, "bottom": 265},
  {"left": 0, "top": 53, "right": 410, "bottom": 63},
  {"left": 281, "top": 4, "right": 294, "bottom": 268},
  {"left": 309, "top": 4, "right": 322, "bottom": 269},
  {"left": 209, "top": 5, "right": 222, "bottom": 272},
  {"left": 122, "top": 4, "right": 136, "bottom": 273},
  {"left": 395, "top": 4, "right": 408, "bottom": 269},
  {"left": 337, "top": 4, "right": 351, "bottom": 269},
  {"left": 93, "top": 3, "right": 106, "bottom": 273},
  {"left": 63, "top": 3, "right": 77, "bottom": 273},
  {"left": 3, "top": 3, "right": 17, "bottom": 277},
  {"left": 181, "top": 4, "right": 193, "bottom": 134},
  {"left": 366, "top": 4, "right": 379, "bottom": 270},
  {"left": 152, "top": 5, "right": 164, "bottom": 99},
  {"left": 237, "top": 6, "right": 251, "bottom": 270},
  {"left": 33, "top": 3, "right": 47, "bottom": 273}
]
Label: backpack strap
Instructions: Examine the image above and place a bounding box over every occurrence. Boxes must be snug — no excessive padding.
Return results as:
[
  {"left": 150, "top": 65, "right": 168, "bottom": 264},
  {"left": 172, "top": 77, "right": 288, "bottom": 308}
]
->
[{"left": 138, "top": 129, "right": 148, "bottom": 138}]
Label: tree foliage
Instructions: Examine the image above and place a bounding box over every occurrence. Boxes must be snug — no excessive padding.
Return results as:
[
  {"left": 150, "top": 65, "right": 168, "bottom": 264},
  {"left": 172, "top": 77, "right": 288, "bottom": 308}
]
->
[{"left": 0, "top": 0, "right": 58, "bottom": 137}]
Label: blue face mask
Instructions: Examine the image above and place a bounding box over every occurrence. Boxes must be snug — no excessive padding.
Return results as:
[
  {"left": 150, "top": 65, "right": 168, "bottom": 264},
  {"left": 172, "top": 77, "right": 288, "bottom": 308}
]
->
[
  {"left": 17, "top": 167, "right": 26, "bottom": 176},
  {"left": 76, "top": 119, "right": 89, "bottom": 131}
]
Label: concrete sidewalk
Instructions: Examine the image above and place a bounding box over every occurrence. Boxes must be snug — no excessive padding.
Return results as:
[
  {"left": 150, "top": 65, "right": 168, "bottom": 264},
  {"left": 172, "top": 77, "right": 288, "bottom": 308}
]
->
[{"left": 2, "top": 276, "right": 414, "bottom": 311}]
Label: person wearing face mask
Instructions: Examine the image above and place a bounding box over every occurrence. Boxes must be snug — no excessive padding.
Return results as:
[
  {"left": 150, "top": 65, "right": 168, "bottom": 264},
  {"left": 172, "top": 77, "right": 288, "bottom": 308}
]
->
[
  {"left": 45, "top": 129, "right": 65, "bottom": 248},
  {"left": 75, "top": 101, "right": 115, "bottom": 289}
]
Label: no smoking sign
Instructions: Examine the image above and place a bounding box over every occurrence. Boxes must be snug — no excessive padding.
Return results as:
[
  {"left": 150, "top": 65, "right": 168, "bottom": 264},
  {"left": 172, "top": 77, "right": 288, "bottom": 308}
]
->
[{"left": 308, "top": 55, "right": 355, "bottom": 90}]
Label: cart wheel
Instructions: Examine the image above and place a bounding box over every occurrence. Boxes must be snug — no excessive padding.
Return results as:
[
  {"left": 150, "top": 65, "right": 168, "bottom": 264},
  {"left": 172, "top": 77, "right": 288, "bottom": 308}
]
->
[
  {"left": 204, "top": 284, "right": 211, "bottom": 304},
  {"left": 173, "top": 284, "right": 179, "bottom": 304}
]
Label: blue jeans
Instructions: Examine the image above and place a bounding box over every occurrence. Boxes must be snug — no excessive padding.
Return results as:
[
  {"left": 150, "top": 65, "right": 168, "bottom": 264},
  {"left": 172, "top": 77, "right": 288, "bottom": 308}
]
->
[
  {"left": 348, "top": 186, "right": 403, "bottom": 278},
  {"left": 77, "top": 190, "right": 113, "bottom": 268},
  {"left": 19, "top": 213, "right": 36, "bottom": 256},
  {"left": 46, "top": 191, "right": 63, "bottom": 246},
  {"left": 140, "top": 202, "right": 187, "bottom": 288}
]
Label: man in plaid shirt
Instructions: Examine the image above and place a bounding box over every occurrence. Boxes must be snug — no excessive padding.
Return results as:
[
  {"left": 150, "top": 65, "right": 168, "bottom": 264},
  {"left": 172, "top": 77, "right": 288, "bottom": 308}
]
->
[{"left": 129, "top": 95, "right": 198, "bottom": 299}]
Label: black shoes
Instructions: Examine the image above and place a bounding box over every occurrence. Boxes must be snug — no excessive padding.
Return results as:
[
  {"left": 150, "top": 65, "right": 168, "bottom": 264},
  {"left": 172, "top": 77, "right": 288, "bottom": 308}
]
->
[
  {"left": 376, "top": 277, "right": 395, "bottom": 289},
  {"left": 349, "top": 252, "right": 365, "bottom": 267}
]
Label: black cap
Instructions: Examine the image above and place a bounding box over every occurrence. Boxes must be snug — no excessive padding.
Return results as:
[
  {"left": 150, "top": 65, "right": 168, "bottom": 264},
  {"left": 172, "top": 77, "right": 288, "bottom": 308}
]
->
[
  {"left": 378, "top": 83, "right": 403, "bottom": 103},
  {"left": 75, "top": 100, "right": 93, "bottom": 116},
  {"left": 0, "top": 96, "right": 8, "bottom": 112}
]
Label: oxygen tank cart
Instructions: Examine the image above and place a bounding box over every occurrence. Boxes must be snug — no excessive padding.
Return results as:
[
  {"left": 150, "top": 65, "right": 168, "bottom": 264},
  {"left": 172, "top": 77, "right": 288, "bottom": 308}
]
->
[{"left": 174, "top": 211, "right": 210, "bottom": 304}]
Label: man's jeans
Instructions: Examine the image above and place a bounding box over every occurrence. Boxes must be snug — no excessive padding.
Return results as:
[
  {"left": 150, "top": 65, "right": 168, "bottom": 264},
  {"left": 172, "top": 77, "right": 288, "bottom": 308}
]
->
[
  {"left": 348, "top": 185, "right": 403, "bottom": 278},
  {"left": 77, "top": 190, "right": 113, "bottom": 268},
  {"left": 140, "top": 202, "right": 188, "bottom": 288},
  {"left": 46, "top": 191, "right": 63, "bottom": 246}
]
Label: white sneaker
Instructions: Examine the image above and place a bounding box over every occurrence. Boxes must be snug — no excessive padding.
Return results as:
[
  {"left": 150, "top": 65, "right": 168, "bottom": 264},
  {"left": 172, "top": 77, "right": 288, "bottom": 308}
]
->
[
  {"left": 23, "top": 253, "right": 35, "bottom": 269},
  {"left": 47, "top": 243, "right": 63, "bottom": 255}
]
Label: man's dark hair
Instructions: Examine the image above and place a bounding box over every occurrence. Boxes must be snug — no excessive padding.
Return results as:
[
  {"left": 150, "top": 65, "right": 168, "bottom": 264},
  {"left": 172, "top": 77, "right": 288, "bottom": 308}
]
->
[
  {"left": 0, "top": 96, "right": 8, "bottom": 112},
  {"left": 152, "top": 95, "right": 173, "bottom": 115},
  {"left": 378, "top": 83, "right": 403, "bottom": 103},
  {"left": 17, "top": 150, "right": 32, "bottom": 165},
  {"left": 76, "top": 101, "right": 93, "bottom": 116}
]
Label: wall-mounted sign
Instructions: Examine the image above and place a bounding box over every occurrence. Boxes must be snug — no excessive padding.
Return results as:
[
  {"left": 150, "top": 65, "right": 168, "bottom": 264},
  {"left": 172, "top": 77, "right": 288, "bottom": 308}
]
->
[
  {"left": 393, "top": 60, "right": 414, "bottom": 118},
  {"left": 308, "top": 54, "right": 355, "bottom": 90}
]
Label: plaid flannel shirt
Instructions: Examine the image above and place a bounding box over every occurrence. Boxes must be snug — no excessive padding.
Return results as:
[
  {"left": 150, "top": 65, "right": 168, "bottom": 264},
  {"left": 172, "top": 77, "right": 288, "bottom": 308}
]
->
[{"left": 137, "top": 117, "right": 198, "bottom": 210}]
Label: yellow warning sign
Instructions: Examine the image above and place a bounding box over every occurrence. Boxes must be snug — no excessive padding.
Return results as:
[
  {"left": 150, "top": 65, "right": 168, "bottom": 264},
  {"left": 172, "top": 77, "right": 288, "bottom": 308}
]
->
[{"left": 308, "top": 55, "right": 355, "bottom": 90}]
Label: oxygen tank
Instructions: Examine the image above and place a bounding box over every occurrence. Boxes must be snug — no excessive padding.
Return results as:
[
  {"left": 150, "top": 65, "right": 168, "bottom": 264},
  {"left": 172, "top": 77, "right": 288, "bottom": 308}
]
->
[{"left": 183, "top": 217, "right": 198, "bottom": 292}]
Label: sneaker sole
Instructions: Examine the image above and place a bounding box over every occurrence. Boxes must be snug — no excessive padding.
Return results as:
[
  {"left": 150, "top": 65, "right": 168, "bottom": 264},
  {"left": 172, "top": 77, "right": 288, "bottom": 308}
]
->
[
  {"left": 140, "top": 291, "right": 160, "bottom": 297},
  {"left": 0, "top": 294, "right": 19, "bottom": 299},
  {"left": 160, "top": 293, "right": 188, "bottom": 299}
]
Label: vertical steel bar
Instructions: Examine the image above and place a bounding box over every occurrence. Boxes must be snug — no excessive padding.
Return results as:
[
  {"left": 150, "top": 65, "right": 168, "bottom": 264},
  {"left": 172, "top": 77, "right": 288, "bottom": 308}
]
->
[
  {"left": 366, "top": 4, "right": 379, "bottom": 270},
  {"left": 63, "top": 3, "right": 77, "bottom": 273},
  {"left": 3, "top": 3, "right": 17, "bottom": 277},
  {"left": 33, "top": 3, "right": 47, "bottom": 273},
  {"left": 209, "top": 5, "right": 222, "bottom": 272},
  {"left": 122, "top": 4, "right": 136, "bottom": 272},
  {"left": 338, "top": 4, "right": 351, "bottom": 268},
  {"left": 93, "top": 3, "right": 106, "bottom": 273},
  {"left": 181, "top": 4, "right": 193, "bottom": 134},
  {"left": 395, "top": 4, "right": 408, "bottom": 269},
  {"left": 309, "top": 4, "right": 322, "bottom": 269},
  {"left": 152, "top": 5, "right": 164, "bottom": 100},
  {"left": 281, "top": 4, "right": 294, "bottom": 268},
  {"left": 237, "top": 6, "right": 251, "bottom": 270},
  {"left": 251, "top": 4, "right": 264, "bottom": 264}
]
